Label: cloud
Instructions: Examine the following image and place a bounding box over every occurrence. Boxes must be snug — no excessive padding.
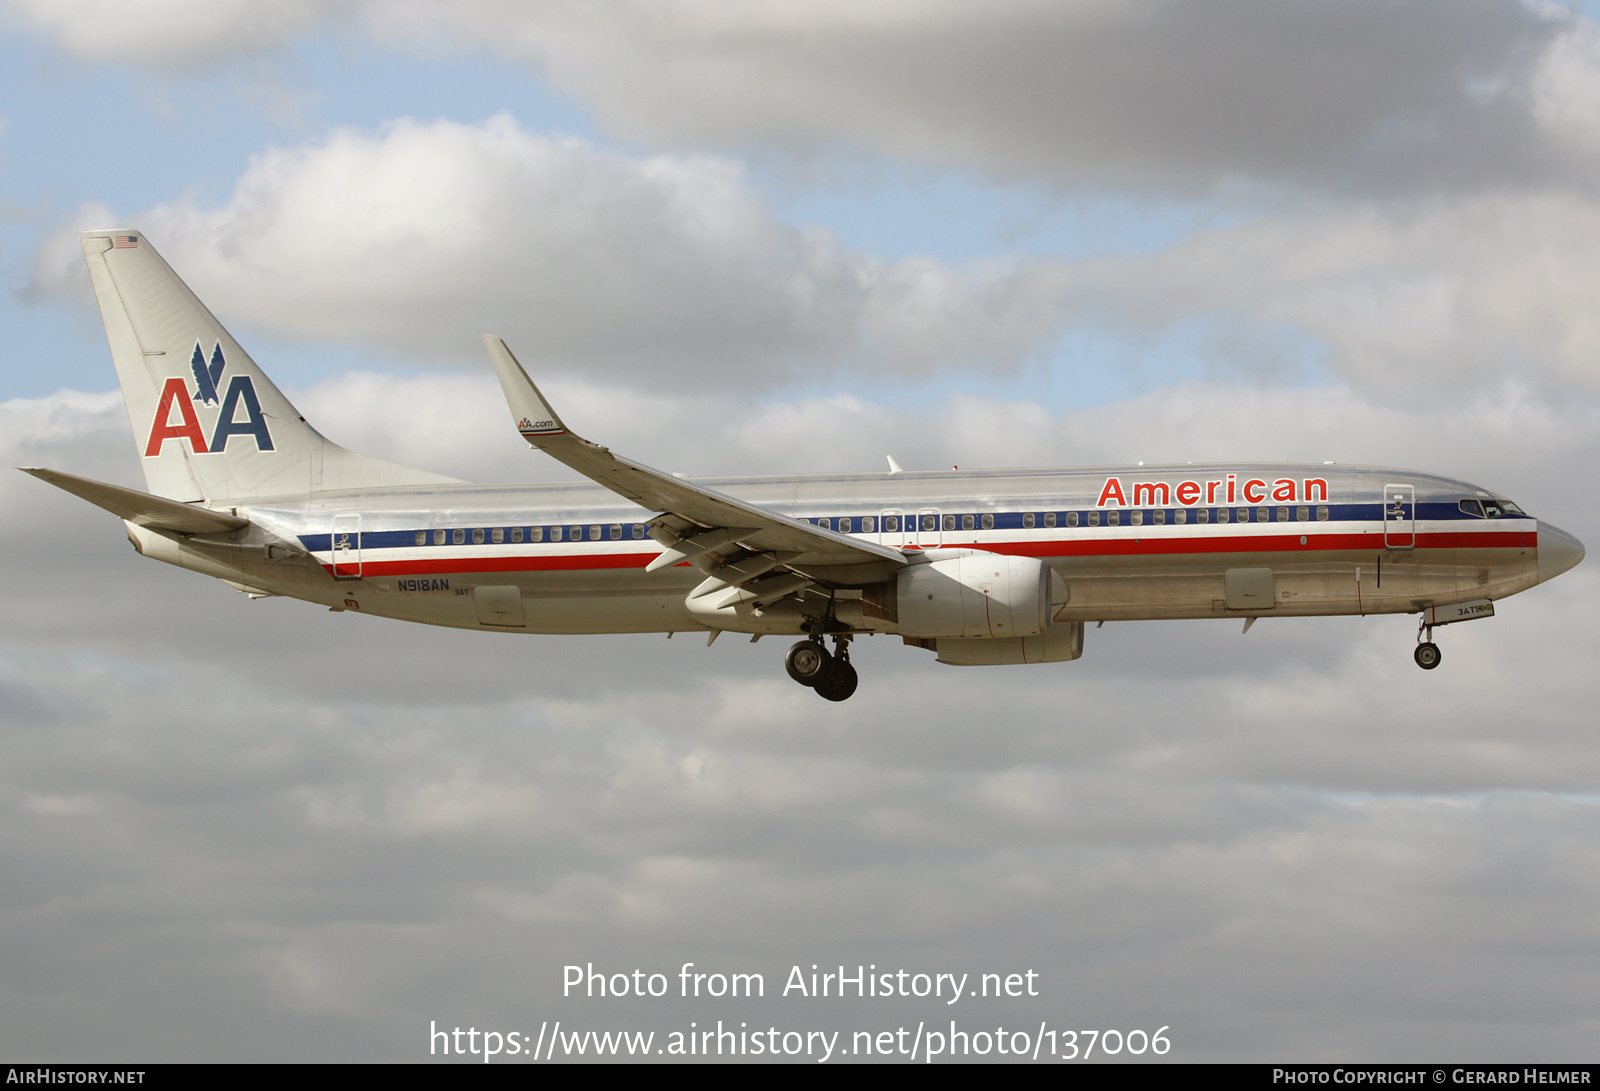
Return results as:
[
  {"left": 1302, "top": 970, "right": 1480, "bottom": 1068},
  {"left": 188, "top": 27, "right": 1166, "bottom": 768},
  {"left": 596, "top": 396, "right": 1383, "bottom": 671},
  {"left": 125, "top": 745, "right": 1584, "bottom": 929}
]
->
[
  {"left": 1052, "top": 193, "right": 1600, "bottom": 402},
  {"left": 2, "top": 0, "right": 343, "bottom": 69},
  {"left": 379, "top": 0, "right": 1592, "bottom": 197},
  {"left": 36, "top": 118, "right": 1600, "bottom": 407},
  {"left": 4, "top": 380, "right": 1596, "bottom": 1057},
  {"left": 29, "top": 116, "right": 1076, "bottom": 389},
  {"left": 18, "top": 1, "right": 1600, "bottom": 197}
]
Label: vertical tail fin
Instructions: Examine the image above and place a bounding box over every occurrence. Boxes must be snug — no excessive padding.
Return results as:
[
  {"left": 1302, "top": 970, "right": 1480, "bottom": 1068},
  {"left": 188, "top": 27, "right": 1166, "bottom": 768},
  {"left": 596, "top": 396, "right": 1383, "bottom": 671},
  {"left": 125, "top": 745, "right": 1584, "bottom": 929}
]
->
[{"left": 80, "top": 230, "right": 458, "bottom": 502}]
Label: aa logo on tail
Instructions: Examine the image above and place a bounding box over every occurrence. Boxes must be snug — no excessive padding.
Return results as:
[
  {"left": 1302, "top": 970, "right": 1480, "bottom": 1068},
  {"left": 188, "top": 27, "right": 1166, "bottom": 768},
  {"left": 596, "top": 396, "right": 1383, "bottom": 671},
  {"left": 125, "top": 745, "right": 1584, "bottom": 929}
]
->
[{"left": 144, "top": 342, "right": 275, "bottom": 456}]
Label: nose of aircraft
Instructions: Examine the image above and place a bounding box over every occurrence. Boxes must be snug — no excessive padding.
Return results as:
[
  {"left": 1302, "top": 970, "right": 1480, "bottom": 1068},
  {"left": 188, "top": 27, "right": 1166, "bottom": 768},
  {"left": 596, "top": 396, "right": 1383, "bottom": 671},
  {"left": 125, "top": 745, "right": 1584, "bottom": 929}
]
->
[{"left": 1537, "top": 522, "right": 1585, "bottom": 584}]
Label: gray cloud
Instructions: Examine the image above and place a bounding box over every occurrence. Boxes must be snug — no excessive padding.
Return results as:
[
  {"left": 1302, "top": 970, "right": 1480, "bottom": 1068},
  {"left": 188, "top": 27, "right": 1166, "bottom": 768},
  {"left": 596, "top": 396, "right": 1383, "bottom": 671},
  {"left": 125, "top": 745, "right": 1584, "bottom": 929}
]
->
[
  {"left": 13, "top": 1, "right": 1590, "bottom": 196},
  {"left": 5, "top": 382, "right": 1594, "bottom": 1059},
  {"left": 1, "top": 0, "right": 346, "bottom": 70},
  {"left": 385, "top": 0, "right": 1588, "bottom": 198}
]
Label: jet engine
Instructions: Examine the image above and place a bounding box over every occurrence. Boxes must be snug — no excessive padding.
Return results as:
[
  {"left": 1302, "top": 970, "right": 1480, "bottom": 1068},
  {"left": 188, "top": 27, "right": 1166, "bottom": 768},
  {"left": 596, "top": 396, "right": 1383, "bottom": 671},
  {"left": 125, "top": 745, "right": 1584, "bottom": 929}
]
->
[{"left": 896, "top": 550, "right": 1053, "bottom": 638}]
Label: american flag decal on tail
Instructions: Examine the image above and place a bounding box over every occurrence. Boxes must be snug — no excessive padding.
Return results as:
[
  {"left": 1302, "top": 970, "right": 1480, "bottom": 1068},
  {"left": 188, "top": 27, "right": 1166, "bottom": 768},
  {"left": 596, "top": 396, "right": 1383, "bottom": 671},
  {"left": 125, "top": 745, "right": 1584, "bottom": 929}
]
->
[{"left": 113, "top": 235, "right": 139, "bottom": 248}]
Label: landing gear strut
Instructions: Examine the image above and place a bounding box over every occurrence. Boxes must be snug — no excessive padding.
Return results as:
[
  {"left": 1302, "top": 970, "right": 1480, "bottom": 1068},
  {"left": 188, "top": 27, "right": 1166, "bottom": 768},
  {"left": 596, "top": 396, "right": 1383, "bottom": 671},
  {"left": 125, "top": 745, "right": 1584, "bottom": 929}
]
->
[
  {"left": 1414, "top": 618, "right": 1442, "bottom": 671},
  {"left": 784, "top": 635, "right": 859, "bottom": 701}
]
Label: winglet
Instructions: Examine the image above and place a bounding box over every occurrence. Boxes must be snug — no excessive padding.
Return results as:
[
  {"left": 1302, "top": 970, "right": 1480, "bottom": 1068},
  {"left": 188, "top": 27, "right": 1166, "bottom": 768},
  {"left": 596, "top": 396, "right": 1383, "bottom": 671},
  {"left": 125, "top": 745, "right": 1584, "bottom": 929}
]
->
[{"left": 483, "top": 335, "right": 569, "bottom": 443}]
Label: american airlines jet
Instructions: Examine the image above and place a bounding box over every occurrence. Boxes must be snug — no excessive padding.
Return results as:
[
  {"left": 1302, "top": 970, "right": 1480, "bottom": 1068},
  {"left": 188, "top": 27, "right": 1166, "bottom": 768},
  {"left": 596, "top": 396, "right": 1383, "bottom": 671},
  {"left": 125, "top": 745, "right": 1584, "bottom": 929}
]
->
[{"left": 24, "top": 231, "right": 1585, "bottom": 701}]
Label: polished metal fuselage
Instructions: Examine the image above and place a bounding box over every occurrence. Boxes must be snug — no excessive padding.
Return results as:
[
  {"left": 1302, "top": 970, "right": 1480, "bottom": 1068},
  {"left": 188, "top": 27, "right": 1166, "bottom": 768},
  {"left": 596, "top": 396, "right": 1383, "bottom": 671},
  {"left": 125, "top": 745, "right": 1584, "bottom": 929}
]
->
[{"left": 131, "top": 462, "right": 1556, "bottom": 638}]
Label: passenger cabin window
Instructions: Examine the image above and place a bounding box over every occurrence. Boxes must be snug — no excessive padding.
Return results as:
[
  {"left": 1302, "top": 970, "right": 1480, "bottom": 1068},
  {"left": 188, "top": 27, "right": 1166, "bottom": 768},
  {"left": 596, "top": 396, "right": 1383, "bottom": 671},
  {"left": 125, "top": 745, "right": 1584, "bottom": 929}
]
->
[
  {"left": 1023, "top": 513, "right": 1035, "bottom": 529},
  {"left": 1276, "top": 507, "right": 1289, "bottom": 522},
  {"left": 1216, "top": 508, "right": 1229, "bottom": 523},
  {"left": 862, "top": 516, "right": 875, "bottom": 533},
  {"left": 922, "top": 515, "right": 937, "bottom": 531},
  {"left": 1197, "top": 509, "right": 1209, "bottom": 523},
  {"left": 610, "top": 524, "right": 622, "bottom": 540},
  {"left": 1175, "top": 509, "right": 1186, "bottom": 525},
  {"left": 943, "top": 514, "right": 956, "bottom": 531},
  {"left": 1107, "top": 511, "right": 1120, "bottom": 526},
  {"left": 530, "top": 527, "right": 543, "bottom": 542},
  {"left": 453, "top": 529, "right": 465, "bottom": 544},
  {"left": 414, "top": 531, "right": 426, "bottom": 546},
  {"left": 1087, "top": 511, "right": 1099, "bottom": 526},
  {"left": 632, "top": 524, "right": 645, "bottom": 539},
  {"left": 589, "top": 525, "right": 602, "bottom": 541},
  {"left": 512, "top": 527, "right": 524, "bottom": 543},
  {"left": 1131, "top": 510, "right": 1143, "bottom": 526},
  {"left": 841, "top": 517, "right": 853, "bottom": 533},
  {"left": 981, "top": 514, "right": 994, "bottom": 530},
  {"left": 434, "top": 529, "right": 446, "bottom": 545},
  {"left": 1257, "top": 507, "right": 1269, "bottom": 522},
  {"left": 1044, "top": 512, "right": 1057, "bottom": 528},
  {"left": 472, "top": 528, "right": 484, "bottom": 544},
  {"left": 962, "top": 514, "right": 975, "bottom": 531},
  {"left": 1297, "top": 506, "right": 1308, "bottom": 521},
  {"left": 1316, "top": 506, "right": 1329, "bottom": 521},
  {"left": 492, "top": 528, "right": 504, "bottom": 544},
  {"left": 551, "top": 526, "right": 562, "bottom": 541},
  {"left": 1153, "top": 510, "right": 1166, "bottom": 525},
  {"left": 884, "top": 515, "right": 899, "bottom": 532}
]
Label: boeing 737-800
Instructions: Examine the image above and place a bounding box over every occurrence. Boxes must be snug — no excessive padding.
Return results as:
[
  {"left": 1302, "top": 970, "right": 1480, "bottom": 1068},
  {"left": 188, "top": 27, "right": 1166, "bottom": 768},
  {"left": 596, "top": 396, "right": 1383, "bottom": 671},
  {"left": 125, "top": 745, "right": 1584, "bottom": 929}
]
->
[{"left": 23, "top": 231, "right": 1586, "bottom": 701}]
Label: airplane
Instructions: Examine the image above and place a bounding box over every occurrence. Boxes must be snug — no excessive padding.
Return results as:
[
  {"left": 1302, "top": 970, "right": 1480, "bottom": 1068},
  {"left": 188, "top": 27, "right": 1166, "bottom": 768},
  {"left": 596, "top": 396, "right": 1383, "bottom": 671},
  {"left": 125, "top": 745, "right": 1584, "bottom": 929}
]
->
[{"left": 22, "top": 230, "right": 1586, "bottom": 701}]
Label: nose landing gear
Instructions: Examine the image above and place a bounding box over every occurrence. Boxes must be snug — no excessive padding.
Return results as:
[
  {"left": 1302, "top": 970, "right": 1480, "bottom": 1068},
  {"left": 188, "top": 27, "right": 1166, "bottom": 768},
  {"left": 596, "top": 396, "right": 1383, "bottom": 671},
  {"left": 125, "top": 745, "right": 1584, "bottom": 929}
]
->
[
  {"left": 784, "top": 635, "right": 859, "bottom": 701},
  {"left": 1414, "top": 617, "right": 1441, "bottom": 670}
]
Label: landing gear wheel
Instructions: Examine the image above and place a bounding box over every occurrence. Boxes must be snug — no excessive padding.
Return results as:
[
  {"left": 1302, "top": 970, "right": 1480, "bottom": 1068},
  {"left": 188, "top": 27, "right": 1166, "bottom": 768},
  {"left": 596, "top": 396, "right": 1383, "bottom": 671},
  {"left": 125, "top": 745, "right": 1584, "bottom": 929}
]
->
[
  {"left": 1414, "top": 642, "right": 1442, "bottom": 670},
  {"left": 814, "top": 658, "right": 858, "bottom": 702},
  {"left": 785, "top": 640, "right": 828, "bottom": 686}
]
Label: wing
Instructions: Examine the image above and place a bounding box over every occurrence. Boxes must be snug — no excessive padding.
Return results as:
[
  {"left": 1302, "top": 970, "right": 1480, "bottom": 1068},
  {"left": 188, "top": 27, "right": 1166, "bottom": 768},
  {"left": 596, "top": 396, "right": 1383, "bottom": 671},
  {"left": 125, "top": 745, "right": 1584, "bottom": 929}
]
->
[{"left": 483, "top": 336, "right": 907, "bottom": 579}]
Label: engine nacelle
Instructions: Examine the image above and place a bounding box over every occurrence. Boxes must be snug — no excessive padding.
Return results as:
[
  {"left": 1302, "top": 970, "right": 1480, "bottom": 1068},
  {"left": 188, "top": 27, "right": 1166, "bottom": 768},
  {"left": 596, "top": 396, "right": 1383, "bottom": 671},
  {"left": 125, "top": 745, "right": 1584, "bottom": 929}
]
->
[{"left": 897, "top": 550, "right": 1051, "bottom": 638}]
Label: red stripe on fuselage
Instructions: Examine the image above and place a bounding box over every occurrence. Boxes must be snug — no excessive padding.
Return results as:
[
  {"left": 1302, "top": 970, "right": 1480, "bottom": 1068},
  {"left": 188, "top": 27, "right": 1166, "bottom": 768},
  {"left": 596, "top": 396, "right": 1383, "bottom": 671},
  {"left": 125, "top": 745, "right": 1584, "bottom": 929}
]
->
[{"left": 318, "top": 528, "right": 1534, "bottom": 579}]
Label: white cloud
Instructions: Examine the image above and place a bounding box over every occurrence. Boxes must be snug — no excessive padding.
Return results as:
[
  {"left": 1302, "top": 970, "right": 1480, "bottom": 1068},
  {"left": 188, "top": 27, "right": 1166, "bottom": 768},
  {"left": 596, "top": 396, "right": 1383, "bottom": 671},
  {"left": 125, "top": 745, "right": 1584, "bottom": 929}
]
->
[
  {"left": 36, "top": 116, "right": 1074, "bottom": 389},
  {"left": 38, "top": 120, "right": 1600, "bottom": 407},
  {"left": 1055, "top": 194, "right": 1600, "bottom": 401}
]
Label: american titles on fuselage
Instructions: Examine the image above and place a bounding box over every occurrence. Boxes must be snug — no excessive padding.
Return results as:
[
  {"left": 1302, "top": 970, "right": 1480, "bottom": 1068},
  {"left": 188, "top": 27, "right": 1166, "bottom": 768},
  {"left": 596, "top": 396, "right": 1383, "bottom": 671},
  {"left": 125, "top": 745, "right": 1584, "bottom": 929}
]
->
[{"left": 1097, "top": 473, "right": 1325, "bottom": 508}]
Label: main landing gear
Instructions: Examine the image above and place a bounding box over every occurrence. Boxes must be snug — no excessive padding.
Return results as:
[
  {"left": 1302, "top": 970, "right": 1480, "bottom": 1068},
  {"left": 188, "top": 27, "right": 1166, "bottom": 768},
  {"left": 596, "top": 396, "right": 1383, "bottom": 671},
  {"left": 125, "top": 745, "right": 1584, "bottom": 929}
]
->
[
  {"left": 1414, "top": 617, "right": 1441, "bottom": 671},
  {"left": 785, "top": 635, "right": 858, "bottom": 702}
]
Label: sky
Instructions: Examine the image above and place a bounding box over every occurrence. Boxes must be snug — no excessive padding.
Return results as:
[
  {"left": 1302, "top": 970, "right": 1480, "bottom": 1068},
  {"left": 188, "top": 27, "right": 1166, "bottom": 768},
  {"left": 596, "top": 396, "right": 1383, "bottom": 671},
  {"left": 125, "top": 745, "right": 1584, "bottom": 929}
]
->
[{"left": 2, "top": 0, "right": 1598, "bottom": 1064}]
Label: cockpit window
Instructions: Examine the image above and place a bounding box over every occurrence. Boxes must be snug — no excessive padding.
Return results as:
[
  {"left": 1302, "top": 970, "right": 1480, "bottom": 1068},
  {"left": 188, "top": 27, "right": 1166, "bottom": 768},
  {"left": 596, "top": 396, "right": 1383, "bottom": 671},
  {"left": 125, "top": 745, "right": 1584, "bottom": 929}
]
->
[{"left": 1464, "top": 498, "right": 1527, "bottom": 518}]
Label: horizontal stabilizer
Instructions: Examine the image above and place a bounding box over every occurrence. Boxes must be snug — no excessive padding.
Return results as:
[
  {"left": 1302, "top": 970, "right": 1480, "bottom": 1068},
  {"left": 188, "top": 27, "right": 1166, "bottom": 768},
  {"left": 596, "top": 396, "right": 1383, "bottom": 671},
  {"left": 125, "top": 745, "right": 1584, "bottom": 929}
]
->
[{"left": 21, "top": 467, "right": 249, "bottom": 534}]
